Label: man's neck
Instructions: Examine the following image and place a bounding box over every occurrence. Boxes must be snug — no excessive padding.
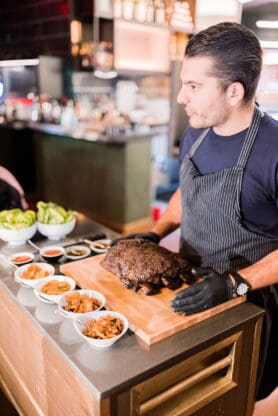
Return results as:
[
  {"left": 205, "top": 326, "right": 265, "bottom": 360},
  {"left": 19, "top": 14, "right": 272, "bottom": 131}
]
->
[{"left": 213, "top": 103, "right": 257, "bottom": 136}]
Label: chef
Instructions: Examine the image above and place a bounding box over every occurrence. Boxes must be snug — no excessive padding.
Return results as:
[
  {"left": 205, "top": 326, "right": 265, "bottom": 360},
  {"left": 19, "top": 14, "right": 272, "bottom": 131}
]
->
[{"left": 120, "top": 22, "right": 278, "bottom": 402}]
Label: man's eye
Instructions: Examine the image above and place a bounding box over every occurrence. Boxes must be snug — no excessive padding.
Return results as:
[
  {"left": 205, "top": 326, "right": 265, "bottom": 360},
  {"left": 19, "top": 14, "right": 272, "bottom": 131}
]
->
[{"left": 191, "top": 84, "right": 197, "bottom": 90}]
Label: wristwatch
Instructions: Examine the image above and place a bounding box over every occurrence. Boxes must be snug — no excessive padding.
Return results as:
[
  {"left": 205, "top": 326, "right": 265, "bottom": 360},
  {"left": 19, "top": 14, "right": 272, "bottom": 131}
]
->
[{"left": 230, "top": 271, "right": 251, "bottom": 296}]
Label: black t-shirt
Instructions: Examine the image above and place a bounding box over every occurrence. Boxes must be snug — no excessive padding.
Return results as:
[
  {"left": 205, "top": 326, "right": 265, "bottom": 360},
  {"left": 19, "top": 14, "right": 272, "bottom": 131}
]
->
[{"left": 179, "top": 113, "right": 278, "bottom": 238}]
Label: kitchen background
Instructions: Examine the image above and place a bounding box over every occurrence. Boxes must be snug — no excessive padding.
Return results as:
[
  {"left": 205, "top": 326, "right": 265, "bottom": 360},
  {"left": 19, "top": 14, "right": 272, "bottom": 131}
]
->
[{"left": 0, "top": 0, "right": 277, "bottom": 231}]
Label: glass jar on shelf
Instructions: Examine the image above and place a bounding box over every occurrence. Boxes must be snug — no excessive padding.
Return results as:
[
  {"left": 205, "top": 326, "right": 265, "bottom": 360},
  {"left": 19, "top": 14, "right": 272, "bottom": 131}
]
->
[
  {"left": 122, "top": 0, "right": 134, "bottom": 20},
  {"left": 114, "top": 0, "right": 122, "bottom": 18},
  {"left": 146, "top": 0, "right": 155, "bottom": 23},
  {"left": 95, "top": 41, "right": 114, "bottom": 70},
  {"left": 134, "top": 0, "right": 147, "bottom": 22},
  {"left": 155, "top": 0, "right": 165, "bottom": 25}
]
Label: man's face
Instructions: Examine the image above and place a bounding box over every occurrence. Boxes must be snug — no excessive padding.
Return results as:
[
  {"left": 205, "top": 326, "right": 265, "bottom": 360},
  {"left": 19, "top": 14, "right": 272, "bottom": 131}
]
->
[{"left": 177, "top": 55, "right": 231, "bottom": 129}]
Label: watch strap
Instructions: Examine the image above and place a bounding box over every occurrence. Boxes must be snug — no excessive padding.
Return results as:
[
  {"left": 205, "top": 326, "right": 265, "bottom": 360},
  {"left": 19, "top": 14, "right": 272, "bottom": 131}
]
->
[{"left": 230, "top": 271, "right": 251, "bottom": 296}]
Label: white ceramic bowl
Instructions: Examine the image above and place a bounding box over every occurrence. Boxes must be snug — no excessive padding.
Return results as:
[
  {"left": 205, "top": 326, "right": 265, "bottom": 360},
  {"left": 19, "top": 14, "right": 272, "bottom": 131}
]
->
[
  {"left": 14, "top": 262, "right": 55, "bottom": 288},
  {"left": 89, "top": 239, "right": 112, "bottom": 254},
  {"left": 73, "top": 310, "right": 129, "bottom": 350},
  {"left": 37, "top": 217, "right": 76, "bottom": 240},
  {"left": 64, "top": 245, "right": 91, "bottom": 261},
  {"left": 39, "top": 245, "right": 65, "bottom": 262},
  {"left": 57, "top": 289, "right": 106, "bottom": 319},
  {"left": 9, "top": 251, "right": 34, "bottom": 266},
  {"left": 34, "top": 275, "right": 76, "bottom": 304},
  {"left": 0, "top": 222, "right": 37, "bottom": 245}
]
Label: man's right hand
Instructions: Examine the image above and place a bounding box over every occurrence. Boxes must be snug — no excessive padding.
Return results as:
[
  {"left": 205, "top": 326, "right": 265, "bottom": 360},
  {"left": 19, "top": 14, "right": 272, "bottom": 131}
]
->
[{"left": 111, "top": 232, "right": 160, "bottom": 246}]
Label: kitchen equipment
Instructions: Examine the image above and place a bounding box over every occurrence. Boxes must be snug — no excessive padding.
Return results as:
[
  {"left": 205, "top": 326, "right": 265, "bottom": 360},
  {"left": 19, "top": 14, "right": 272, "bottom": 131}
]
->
[{"left": 60, "top": 255, "right": 245, "bottom": 346}]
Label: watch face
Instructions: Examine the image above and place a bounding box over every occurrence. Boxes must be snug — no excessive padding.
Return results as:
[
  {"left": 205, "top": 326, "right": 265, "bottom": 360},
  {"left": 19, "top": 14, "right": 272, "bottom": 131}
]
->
[{"left": 237, "top": 283, "right": 248, "bottom": 296}]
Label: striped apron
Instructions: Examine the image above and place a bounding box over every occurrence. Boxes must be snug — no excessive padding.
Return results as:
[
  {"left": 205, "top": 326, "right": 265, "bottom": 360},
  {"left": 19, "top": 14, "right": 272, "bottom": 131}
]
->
[{"left": 179, "top": 105, "right": 278, "bottom": 399}]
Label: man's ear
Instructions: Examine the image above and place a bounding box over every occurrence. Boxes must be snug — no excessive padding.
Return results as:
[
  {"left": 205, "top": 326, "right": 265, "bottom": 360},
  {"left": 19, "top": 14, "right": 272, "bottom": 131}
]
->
[{"left": 226, "top": 82, "right": 245, "bottom": 106}]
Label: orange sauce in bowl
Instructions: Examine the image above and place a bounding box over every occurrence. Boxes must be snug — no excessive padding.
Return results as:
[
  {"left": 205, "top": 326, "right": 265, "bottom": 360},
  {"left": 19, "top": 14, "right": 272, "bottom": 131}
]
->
[
  {"left": 40, "top": 280, "right": 71, "bottom": 295},
  {"left": 43, "top": 249, "right": 63, "bottom": 256},
  {"left": 11, "top": 255, "right": 32, "bottom": 264}
]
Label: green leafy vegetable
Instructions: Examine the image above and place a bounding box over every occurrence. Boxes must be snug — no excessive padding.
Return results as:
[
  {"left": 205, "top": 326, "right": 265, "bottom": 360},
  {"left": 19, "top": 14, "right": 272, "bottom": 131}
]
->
[
  {"left": 0, "top": 209, "right": 36, "bottom": 230},
  {"left": 36, "top": 201, "right": 75, "bottom": 224}
]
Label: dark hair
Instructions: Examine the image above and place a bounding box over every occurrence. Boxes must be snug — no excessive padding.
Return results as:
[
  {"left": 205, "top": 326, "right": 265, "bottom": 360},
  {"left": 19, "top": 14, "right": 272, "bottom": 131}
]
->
[{"left": 185, "top": 22, "right": 262, "bottom": 102}]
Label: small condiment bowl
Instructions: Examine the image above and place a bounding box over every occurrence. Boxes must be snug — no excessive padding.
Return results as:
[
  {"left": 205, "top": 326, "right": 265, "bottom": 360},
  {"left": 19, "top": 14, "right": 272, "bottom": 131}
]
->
[
  {"left": 40, "top": 245, "right": 65, "bottom": 262},
  {"left": 64, "top": 245, "right": 90, "bottom": 261},
  {"left": 9, "top": 251, "right": 34, "bottom": 266},
  {"left": 88, "top": 239, "right": 112, "bottom": 254},
  {"left": 14, "top": 262, "right": 55, "bottom": 288},
  {"left": 73, "top": 310, "right": 129, "bottom": 350},
  {"left": 57, "top": 289, "right": 106, "bottom": 320},
  {"left": 34, "top": 275, "right": 76, "bottom": 304}
]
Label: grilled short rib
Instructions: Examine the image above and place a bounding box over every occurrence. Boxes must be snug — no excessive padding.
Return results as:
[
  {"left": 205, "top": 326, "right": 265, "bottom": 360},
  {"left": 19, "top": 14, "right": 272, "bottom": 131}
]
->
[{"left": 100, "top": 239, "right": 195, "bottom": 295}]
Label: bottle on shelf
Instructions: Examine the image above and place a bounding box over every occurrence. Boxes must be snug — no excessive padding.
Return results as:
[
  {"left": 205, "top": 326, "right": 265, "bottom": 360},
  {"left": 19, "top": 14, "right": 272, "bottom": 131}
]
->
[
  {"left": 145, "top": 0, "right": 155, "bottom": 23},
  {"left": 122, "top": 0, "right": 134, "bottom": 20},
  {"left": 114, "top": 0, "right": 123, "bottom": 18},
  {"left": 154, "top": 0, "right": 165, "bottom": 25},
  {"left": 134, "top": 0, "right": 147, "bottom": 22}
]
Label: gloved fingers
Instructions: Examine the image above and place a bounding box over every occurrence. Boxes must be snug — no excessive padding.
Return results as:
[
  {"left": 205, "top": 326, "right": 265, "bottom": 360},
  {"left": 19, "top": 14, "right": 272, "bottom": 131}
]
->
[
  {"left": 171, "top": 288, "right": 206, "bottom": 309},
  {"left": 140, "top": 232, "right": 160, "bottom": 244},
  {"left": 172, "top": 282, "right": 203, "bottom": 300},
  {"left": 191, "top": 266, "right": 215, "bottom": 277},
  {"left": 173, "top": 298, "right": 209, "bottom": 315},
  {"left": 110, "top": 234, "right": 137, "bottom": 246},
  {"left": 111, "top": 232, "right": 160, "bottom": 246}
]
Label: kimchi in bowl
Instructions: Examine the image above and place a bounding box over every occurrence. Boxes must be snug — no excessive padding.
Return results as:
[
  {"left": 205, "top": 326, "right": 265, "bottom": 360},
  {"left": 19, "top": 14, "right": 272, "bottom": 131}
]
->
[
  {"left": 57, "top": 289, "right": 106, "bottom": 319},
  {"left": 73, "top": 310, "right": 128, "bottom": 349},
  {"left": 14, "top": 262, "right": 55, "bottom": 288}
]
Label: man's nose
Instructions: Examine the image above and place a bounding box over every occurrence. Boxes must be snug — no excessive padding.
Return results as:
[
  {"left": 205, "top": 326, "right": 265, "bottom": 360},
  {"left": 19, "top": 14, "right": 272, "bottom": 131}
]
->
[{"left": 177, "top": 86, "right": 187, "bottom": 105}]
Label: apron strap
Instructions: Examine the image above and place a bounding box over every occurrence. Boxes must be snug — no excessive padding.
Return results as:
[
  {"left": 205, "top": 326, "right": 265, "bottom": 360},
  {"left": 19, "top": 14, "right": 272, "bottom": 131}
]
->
[
  {"left": 236, "top": 105, "right": 262, "bottom": 170},
  {"left": 187, "top": 128, "right": 210, "bottom": 158}
]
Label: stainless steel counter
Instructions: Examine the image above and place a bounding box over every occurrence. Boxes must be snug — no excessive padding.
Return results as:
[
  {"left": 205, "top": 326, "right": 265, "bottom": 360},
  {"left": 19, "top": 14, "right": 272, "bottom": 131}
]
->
[
  {"left": 27, "top": 121, "right": 157, "bottom": 144},
  {"left": 0, "top": 215, "right": 264, "bottom": 415}
]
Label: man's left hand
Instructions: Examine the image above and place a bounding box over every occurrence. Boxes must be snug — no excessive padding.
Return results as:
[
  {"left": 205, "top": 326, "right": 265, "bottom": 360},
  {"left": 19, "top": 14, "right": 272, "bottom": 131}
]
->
[{"left": 170, "top": 271, "right": 233, "bottom": 315}]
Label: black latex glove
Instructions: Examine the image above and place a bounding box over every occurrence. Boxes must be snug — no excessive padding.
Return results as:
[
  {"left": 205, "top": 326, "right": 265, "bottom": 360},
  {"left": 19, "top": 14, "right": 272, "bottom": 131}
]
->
[
  {"left": 111, "top": 232, "right": 160, "bottom": 246},
  {"left": 171, "top": 270, "right": 233, "bottom": 315}
]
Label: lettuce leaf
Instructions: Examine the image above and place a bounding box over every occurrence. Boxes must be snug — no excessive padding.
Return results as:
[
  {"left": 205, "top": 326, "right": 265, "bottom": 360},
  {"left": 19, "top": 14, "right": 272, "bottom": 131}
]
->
[
  {"left": 36, "top": 201, "right": 76, "bottom": 224},
  {"left": 0, "top": 209, "right": 36, "bottom": 230}
]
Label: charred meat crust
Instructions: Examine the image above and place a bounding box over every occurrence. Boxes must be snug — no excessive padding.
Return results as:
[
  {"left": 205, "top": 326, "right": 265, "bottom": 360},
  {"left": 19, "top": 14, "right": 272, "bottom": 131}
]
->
[{"left": 100, "top": 239, "right": 195, "bottom": 295}]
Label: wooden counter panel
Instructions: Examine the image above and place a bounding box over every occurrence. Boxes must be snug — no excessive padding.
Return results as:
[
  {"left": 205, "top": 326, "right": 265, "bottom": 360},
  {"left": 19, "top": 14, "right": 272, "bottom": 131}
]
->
[
  {"left": 61, "top": 255, "right": 245, "bottom": 346},
  {"left": 0, "top": 285, "right": 106, "bottom": 416}
]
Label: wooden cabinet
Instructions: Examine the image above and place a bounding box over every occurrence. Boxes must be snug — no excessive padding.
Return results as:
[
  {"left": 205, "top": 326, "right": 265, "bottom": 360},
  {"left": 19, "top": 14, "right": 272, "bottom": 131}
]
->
[{"left": 0, "top": 278, "right": 263, "bottom": 416}]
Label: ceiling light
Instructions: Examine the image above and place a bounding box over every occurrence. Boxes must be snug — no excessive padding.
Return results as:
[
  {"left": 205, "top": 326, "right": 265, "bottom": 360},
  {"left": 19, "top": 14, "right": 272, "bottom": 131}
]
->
[
  {"left": 256, "top": 20, "right": 278, "bottom": 29},
  {"left": 70, "top": 20, "right": 82, "bottom": 44},
  {"left": 0, "top": 59, "right": 39, "bottom": 67},
  {"left": 260, "top": 40, "right": 278, "bottom": 49}
]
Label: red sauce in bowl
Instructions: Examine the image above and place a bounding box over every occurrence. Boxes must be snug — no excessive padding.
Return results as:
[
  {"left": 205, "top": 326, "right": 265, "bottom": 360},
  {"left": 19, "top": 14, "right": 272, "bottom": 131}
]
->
[
  {"left": 11, "top": 255, "right": 32, "bottom": 264},
  {"left": 43, "top": 249, "right": 63, "bottom": 256}
]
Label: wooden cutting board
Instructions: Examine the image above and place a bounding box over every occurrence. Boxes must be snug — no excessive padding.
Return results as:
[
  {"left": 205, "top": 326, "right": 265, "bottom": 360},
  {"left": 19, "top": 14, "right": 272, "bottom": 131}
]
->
[{"left": 60, "top": 255, "right": 245, "bottom": 346}]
